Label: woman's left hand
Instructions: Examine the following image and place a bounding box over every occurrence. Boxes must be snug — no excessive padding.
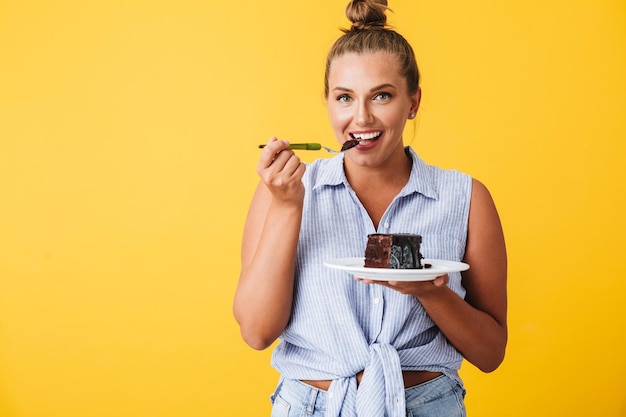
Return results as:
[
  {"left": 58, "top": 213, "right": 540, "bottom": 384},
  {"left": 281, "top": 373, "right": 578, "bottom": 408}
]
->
[{"left": 355, "top": 274, "right": 449, "bottom": 297}]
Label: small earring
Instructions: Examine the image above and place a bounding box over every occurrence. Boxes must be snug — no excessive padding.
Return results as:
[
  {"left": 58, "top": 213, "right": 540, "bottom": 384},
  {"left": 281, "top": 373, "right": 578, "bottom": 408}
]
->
[{"left": 408, "top": 112, "right": 416, "bottom": 119}]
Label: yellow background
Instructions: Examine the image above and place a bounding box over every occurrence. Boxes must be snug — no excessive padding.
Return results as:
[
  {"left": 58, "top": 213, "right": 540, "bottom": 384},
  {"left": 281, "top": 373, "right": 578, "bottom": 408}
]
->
[{"left": 1, "top": 1, "right": 625, "bottom": 416}]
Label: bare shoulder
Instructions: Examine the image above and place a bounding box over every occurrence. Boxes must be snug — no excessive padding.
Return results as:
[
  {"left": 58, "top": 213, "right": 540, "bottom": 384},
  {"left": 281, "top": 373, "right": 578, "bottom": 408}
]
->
[
  {"left": 470, "top": 178, "right": 496, "bottom": 213},
  {"left": 467, "top": 178, "right": 504, "bottom": 240}
]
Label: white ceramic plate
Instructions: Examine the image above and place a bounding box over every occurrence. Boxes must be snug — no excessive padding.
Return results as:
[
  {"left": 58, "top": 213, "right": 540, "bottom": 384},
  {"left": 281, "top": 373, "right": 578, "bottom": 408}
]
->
[{"left": 324, "top": 257, "right": 470, "bottom": 281}]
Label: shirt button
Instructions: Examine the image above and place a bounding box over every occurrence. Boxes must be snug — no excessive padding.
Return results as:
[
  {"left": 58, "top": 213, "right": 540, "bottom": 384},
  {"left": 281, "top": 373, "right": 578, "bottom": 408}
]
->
[
  {"left": 373, "top": 298, "right": 380, "bottom": 305},
  {"left": 383, "top": 222, "right": 390, "bottom": 229}
]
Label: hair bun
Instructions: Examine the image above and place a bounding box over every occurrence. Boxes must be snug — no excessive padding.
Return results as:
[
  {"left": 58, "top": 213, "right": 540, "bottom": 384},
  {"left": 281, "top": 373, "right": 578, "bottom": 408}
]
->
[{"left": 346, "top": 0, "right": 389, "bottom": 30}]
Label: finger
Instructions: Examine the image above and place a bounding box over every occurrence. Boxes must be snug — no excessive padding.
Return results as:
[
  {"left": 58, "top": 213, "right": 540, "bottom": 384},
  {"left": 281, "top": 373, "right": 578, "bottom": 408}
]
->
[
  {"left": 290, "top": 160, "right": 307, "bottom": 181},
  {"left": 258, "top": 138, "right": 290, "bottom": 169},
  {"left": 432, "top": 275, "right": 449, "bottom": 287},
  {"left": 259, "top": 148, "right": 297, "bottom": 180},
  {"left": 286, "top": 158, "right": 307, "bottom": 184},
  {"left": 262, "top": 151, "right": 301, "bottom": 184},
  {"left": 281, "top": 151, "right": 303, "bottom": 175}
]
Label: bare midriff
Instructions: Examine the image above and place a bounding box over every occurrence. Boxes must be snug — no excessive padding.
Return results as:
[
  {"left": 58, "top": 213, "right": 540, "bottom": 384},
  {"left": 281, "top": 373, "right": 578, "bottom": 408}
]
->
[{"left": 301, "top": 370, "right": 442, "bottom": 391}]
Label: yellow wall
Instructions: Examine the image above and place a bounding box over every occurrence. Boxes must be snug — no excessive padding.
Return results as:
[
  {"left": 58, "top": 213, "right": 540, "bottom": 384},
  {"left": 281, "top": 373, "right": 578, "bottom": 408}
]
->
[{"left": 1, "top": 1, "right": 625, "bottom": 416}]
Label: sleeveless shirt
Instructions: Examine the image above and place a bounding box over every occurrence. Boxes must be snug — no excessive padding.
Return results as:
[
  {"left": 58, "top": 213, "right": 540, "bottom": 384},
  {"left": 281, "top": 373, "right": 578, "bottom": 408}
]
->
[{"left": 270, "top": 147, "right": 472, "bottom": 417}]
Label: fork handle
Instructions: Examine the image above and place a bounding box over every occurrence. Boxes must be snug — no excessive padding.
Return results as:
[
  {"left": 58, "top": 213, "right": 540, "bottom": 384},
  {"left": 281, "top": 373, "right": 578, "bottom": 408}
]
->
[{"left": 258, "top": 143, "right": 322, "bottom": 150}]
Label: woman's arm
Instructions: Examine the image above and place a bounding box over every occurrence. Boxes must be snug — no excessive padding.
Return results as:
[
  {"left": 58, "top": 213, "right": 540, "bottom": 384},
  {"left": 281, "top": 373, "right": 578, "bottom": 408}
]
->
[
  {"left": 233, "top": 138, "right": 306, "bottom": 350},
  {"left": 378, "top": 178, "right": 508, "bottom": 372}
]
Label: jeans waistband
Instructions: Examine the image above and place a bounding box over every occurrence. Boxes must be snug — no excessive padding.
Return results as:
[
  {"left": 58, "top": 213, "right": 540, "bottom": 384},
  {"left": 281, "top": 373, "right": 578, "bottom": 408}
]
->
[{"left": 272, "top": 378, "right": 327, "bottom": 413}]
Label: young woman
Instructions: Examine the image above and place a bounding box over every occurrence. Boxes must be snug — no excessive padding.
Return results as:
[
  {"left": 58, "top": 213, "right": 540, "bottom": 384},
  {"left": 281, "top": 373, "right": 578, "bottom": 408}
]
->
[{"left": 234, "top": 1, "right": 507, "bottom": 415}]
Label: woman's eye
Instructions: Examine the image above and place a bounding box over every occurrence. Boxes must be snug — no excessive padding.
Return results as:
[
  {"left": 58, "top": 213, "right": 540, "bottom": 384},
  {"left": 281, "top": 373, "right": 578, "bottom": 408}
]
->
[
  {"left": 336, "top": 94, "right": 352, "bottom": 103},
  {"left": 374, "top": 92, "right": 392, "bottom": 101}
]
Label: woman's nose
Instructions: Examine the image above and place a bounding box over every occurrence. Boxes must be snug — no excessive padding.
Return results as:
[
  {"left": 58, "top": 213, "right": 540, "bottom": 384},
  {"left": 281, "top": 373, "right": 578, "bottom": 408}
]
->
[{"left": 355, "top": 102, "right": 374, "bottom": 125}]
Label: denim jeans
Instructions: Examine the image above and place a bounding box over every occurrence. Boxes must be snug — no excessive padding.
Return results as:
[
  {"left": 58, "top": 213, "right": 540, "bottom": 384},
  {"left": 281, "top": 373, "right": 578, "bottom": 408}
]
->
[
  {"left": 405, "top": 375, "right": 466, "bottom": 417},
  {"left": 270, "top": 375, "right": 466, "bottom": 416}
]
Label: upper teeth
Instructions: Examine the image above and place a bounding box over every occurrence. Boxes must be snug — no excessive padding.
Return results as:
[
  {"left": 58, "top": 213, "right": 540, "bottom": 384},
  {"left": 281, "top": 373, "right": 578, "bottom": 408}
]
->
[{"left": 351, "top": 132, "right": 382, "bottom": 140}]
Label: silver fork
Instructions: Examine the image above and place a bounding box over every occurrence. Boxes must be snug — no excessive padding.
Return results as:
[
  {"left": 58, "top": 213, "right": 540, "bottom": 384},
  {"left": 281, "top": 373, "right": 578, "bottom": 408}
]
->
[{"left": 320, "top": 145, "right": 339, "bottom": 154}]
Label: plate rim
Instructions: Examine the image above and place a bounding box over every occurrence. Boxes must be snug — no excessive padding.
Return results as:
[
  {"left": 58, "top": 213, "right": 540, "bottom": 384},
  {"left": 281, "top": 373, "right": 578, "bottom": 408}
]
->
[{"left": 323, "top": 257, "right": 469, "bottom": 281}]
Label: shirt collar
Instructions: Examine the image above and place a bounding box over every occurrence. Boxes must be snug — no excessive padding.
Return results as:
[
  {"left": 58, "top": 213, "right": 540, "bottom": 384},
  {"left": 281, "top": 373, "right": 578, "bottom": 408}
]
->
[
  {"left": 311, "top": 153, "right": 346, "bottom": 189},
  {"left": 402, "top": 147, "right": 439, "bottom": 200},
  {"left": 312, "top": 147, "right": 439, "bottom": 200}
]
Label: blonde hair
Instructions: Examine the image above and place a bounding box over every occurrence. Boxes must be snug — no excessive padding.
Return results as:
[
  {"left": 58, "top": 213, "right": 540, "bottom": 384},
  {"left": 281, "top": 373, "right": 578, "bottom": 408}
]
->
[{"left": 324, "top": 0, "right": 420, "bottom": 97}]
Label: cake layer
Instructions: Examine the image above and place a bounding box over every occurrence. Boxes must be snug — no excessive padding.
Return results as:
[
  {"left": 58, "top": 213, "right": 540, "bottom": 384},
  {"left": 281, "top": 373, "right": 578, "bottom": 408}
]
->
[{"left": 364, "top": 233, "right": 424, "bottom": 269}]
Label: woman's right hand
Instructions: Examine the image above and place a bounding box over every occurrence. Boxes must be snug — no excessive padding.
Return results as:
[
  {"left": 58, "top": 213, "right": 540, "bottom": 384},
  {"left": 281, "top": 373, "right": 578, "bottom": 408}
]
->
[{"left": 257, "top": 137, "right": 306, "bottom": 205}]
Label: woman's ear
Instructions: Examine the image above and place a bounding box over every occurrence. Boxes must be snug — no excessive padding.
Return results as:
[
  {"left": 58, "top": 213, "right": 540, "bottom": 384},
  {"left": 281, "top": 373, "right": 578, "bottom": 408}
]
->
[{"left": 411, "top": 87, "right": 422, "bottom": 115}]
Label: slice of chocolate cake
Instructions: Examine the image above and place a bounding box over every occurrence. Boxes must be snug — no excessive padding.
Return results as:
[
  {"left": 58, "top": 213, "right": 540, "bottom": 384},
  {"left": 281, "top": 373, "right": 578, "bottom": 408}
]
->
[{"left": 364, "top": 233, "right": 424, "bottom": 269}]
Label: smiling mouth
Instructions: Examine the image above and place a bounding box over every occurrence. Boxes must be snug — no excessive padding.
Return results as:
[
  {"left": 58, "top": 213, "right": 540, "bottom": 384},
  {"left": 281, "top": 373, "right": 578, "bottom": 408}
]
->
[
  {"left": 342, "top": 132, "right": 383, "bottom": 151},
  {"left": 349, "top": 131, "right": 382, "bottom": 143}
]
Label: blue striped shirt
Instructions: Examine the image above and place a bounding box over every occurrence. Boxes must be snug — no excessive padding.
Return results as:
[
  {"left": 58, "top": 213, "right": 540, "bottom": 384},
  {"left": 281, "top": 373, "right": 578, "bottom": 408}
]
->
[{"left": 271, "top": 147, "right": 472, "bottom": 417}]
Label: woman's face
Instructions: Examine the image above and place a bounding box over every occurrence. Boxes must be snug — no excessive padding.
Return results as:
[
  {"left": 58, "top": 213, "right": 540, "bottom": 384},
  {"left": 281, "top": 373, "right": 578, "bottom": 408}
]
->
[{"left": 327, "top": 52, "right": 420, "bottom": 167}]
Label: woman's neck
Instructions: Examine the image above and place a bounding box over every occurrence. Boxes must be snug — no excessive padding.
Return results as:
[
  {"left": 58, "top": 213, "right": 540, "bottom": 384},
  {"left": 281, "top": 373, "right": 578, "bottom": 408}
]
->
[
  {"left": 343, "top": 147, "right": 412, "bottom": 229},
  {"left": 344, "top": 146, "right": 412, "bottom": 191}
]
